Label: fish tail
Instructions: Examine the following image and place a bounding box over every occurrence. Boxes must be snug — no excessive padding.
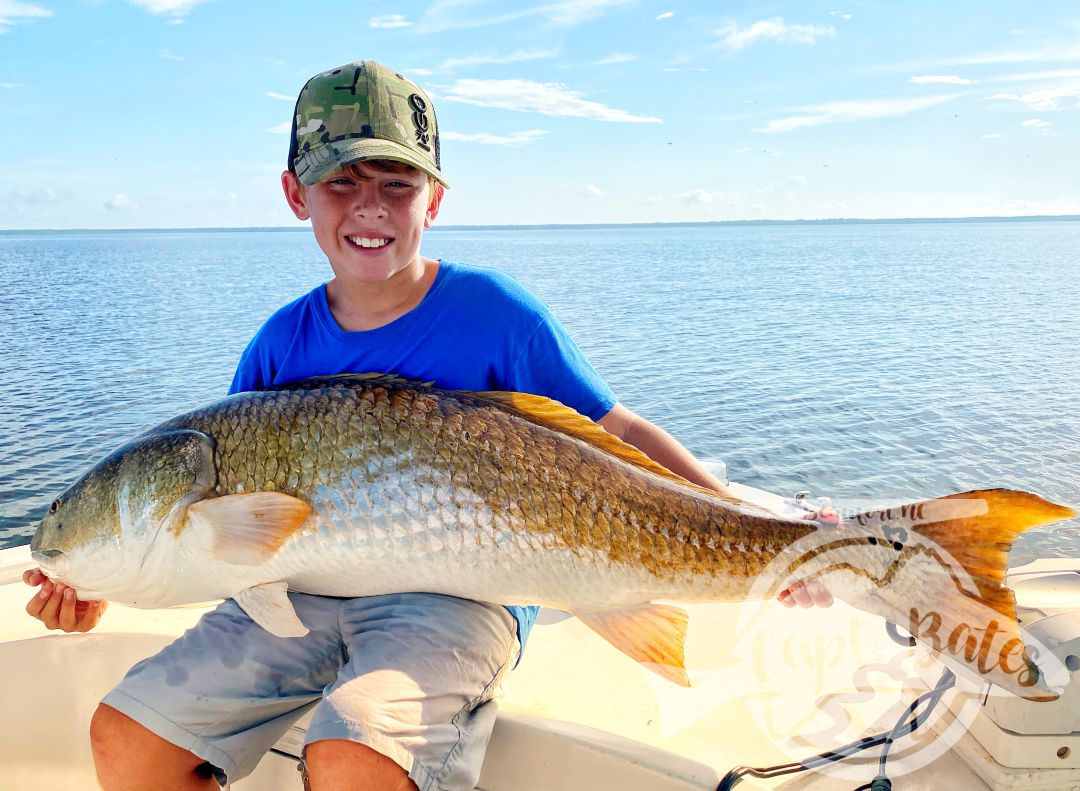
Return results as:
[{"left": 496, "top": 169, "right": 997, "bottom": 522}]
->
[{"left": 848, "top": 489, "right": 1075, "bottom": 699}]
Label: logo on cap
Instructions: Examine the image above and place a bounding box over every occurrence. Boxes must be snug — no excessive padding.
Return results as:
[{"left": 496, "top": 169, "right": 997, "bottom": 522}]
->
[{"left": 409, "top": 94, "right": 431, "bottom": 151}]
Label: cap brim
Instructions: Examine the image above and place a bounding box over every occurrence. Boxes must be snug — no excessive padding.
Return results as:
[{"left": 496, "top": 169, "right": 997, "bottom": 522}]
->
[{"left": 296, "top": 138, "right": 450, "bottom": 188}]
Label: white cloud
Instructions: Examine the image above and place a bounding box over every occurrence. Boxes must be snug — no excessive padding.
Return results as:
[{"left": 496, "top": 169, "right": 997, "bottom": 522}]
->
[
  {"left": 370, "top": 14, "right": 411, "bottom": 29},
  {"left": 439, "top": 48, "right": 557, "bottom": 70},
  {"left": 910, "top": 75, "right": 974, "bottom": 85},
  {"left": 990, "top": 68, "right": 1080, "bottom": 83},
  {"left": 266, "top": 121, "right": 292, "bottom": 135},
  {"left": 590, "top": 53, "right": 637, "bottom": 66},
  {"left": 656, "top": 11, "right": 674, "bottom": 20},
  {"left": 442, "top": 79, "right": 662, "bottom": 123},
  {"left": 716, "top": 17, "right": 836, "bottom": 52},
  {"left": 759, "top": 93, "right": 958, "bottom": 134},
  {"left": 830, "top": 11, "right": 852, "bottom": 20},
  {"left": 10, "top": 187, "right": 61, "bottom": 204},
  {"left": 408, "top": 68, "right": 435, "bottom": 77},
  {"left": 0, "top": 187, "right": 70, "bottom": 214},
  {"left": 982, "top": 132, "right": 1003, "bottom": 139},
  {"left": 442, "top": 129, "right": 549, "bottom": 146},
  {"left": 581, "top": 184, "right": 604, "bottom": 196},
  {"left": 266, "top": 91, "right": 293, "bottom": 101},
  {"left": 127, "top": 0, "right": 210, "bottom": 16},
  {"left": 991, "top": 80, "right": 1080, "bottom": 111},
  {"left": 679, "top": 188, "right": 716, "bottom": 204},
  {"left": 1022, "top": 118, "right": 1051, "bottom": 131},
  {"left": 104, "top": 193, "right": 137, "bottom": 211},
  {"left": 0, "top": 0, "right": 51, "bottom": 34},
  {"left": 159, "top": 49, "right": 184, "bottom": 61},
  {"left": 885, "top": 48, "right": 1080, "bottom": 74},
  {"left": 544, "top": 0, "right": 633, "bottom": 26},
  {"left": 167, "top": 18, "right": 184, "bottom": 25},
  {"left": 0, "top": 81, "right": 20, "bottom": 89},
  {"left": 416, "top": 0, "right": 631, "bottom": 33}
]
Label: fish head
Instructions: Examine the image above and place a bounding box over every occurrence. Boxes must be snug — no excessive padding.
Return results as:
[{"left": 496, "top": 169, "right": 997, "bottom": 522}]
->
[{"left": 31, "top": 428, "right": 216, "bottom": 600}]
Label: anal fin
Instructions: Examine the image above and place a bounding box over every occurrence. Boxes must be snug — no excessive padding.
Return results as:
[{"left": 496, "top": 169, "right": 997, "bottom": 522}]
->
[
  {"left": 234, "top": 582, "right": 309, "bottom": 638},
  {"left": 577, "top": 603, "right": 690, "bottom": 687}
]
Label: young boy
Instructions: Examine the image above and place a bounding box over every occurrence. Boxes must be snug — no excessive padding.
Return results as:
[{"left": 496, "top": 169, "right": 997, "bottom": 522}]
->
[{"left": 24, "top": 60, "right": 823, "bottom": 790}]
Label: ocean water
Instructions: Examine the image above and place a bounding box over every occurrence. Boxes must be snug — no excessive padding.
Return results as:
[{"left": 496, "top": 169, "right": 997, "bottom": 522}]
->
[{"left": 1, "top": 222, "right": 1078, "bottom": 565}]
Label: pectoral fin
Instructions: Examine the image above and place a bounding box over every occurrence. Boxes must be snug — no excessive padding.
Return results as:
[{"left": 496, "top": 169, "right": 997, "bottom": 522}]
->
[
  {"left": 233, "top": 582, "right": 309, "bottom": 638},
  {"left": 577, "top": 603, "right": 690, "bottom": 687},
  {"left": 188, "top": 492, "right": 312, "bottom": 565}
]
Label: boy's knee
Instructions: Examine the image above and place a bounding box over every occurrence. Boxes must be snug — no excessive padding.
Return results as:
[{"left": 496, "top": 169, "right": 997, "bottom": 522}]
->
[
  {"left": 303, "top": 740, "right": 418, "bottom": 791},
  {"left": 90, "top": 703, "right": 210, "bottom": 788},
  {"left": 89, "top": 703, "right": 131, "bottom": 759}
]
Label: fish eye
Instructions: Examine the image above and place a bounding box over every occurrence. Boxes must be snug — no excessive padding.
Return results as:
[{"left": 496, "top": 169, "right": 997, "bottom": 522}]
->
[{"left": 48, "top": 498, "right": 61, "bottom": 514}]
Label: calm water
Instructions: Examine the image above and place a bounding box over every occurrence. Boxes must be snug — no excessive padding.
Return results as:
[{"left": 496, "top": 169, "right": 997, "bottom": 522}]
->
[{"left": 1, "top": 222, "right": 1078, "bottom": 564}]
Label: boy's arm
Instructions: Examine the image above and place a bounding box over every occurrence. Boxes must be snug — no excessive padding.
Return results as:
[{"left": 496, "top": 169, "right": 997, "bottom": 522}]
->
[
  {"left": 596, "top": 402, "right": 729, "bottom": 493},
  {"left": 597, "top": 402, "right": 833, "bottom": 609}
]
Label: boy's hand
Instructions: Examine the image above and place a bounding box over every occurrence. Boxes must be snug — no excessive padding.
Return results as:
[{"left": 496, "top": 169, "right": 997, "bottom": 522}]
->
[
  {"left": 778, "top": 579, "right": 834, "bottom": 608},
  {"left": 23, "top": 569, "right": 107, "bottom": 632},
  {"left": 777, "top": 504, "right": 840, "bottom": 608}
]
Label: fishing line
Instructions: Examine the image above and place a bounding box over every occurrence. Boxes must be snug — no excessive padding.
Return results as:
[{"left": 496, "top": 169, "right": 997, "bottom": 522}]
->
[{"left": 716, "top": 624, "right": 957, "bottom": 791}]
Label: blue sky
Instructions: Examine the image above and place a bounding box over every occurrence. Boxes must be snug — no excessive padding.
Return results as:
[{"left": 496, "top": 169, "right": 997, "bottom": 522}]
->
[{"left": 2, "top": 0, "right": 1079, "bottom": 229}]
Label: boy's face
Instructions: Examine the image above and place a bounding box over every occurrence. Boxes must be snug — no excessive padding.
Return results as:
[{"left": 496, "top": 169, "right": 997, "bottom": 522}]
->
[{"left": 282, "top": 161, "right": 443, "bottom": 285}]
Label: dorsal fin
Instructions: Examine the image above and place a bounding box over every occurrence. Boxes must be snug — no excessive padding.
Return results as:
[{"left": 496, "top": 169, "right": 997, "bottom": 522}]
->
[{"left": 473, "top": 391, "right": 741, "bottom": 503}]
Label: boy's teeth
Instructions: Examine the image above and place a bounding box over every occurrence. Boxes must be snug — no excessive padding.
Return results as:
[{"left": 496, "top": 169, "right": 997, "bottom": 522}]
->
[{"left": 349, "top": 236, "right": 390, "bottom": 248}]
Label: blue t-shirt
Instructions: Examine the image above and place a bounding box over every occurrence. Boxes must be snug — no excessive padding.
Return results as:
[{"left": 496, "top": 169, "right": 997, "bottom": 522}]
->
[{"left": 228, "top": 260, "right": 617, "bottom": 650}]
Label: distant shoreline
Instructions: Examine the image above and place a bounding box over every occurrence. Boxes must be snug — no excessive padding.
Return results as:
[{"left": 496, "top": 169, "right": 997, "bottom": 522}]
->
[{"left": 2, "top": 214, "right": 1079, "bottom": 234}]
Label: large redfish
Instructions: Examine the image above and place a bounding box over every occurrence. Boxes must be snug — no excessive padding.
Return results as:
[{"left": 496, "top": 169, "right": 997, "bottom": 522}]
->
[{"left": 30, "top": 375, "right": 1075, "bottom": 699}]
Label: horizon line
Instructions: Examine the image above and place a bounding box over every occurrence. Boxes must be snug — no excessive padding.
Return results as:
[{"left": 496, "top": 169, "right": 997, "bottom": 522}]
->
[{"left": 2, "top": 213, "right": 1080, "bottom": 234}]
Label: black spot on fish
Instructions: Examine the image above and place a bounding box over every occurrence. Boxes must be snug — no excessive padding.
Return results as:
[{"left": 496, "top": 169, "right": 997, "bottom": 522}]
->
[
  {"left": 868, "top": 536, "right": 878, "bottom": 545},
  {"left": 893, "top": 542, "right": 904, "bottom": 552}
]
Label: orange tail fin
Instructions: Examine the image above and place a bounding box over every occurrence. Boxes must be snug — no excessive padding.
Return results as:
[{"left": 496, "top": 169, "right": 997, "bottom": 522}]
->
[{"left": 847, "top": 489, "right": 1075, "bottom": 700}]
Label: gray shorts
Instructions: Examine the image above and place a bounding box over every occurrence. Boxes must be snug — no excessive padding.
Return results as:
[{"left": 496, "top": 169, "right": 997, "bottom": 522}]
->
[{"left": 102, "top": 592, "right": 520, "bottom": 791}]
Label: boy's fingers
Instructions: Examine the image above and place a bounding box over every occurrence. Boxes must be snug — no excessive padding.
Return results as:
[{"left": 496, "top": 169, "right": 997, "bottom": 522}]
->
[
  {"left": 778, "top": 580, "right": 833, "bottom": 609},
  {"left": 23, "top": 568, "right": 45, "bottom": 586},
  {"left": 38, "top": 583, "right": 65, "bottom": 628},
  {"left": 788, "top": 581, "right": 814, "bottom": 608},
  {"left": 58, "top": 588, "right": 78, "bottom": 632},
  {"left": 81, "top": 600, "right": 108, "bottom": 632},
  {"left": 25, "top": 587, "right": 48, "bottom": 619},
  {"left": 807, "top": 581, "right": 834, "bottom": 608}
]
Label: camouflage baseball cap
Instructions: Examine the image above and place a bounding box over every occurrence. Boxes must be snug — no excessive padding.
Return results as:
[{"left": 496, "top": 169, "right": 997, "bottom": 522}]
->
[{"left": 289, "top": 60, "right": 449, "bottom": 187}]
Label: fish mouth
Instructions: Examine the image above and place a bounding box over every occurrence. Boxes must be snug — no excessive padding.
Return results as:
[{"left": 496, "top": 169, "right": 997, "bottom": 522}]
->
[{"left": 31, "top": 549, "right": 65, "bottom": 571}]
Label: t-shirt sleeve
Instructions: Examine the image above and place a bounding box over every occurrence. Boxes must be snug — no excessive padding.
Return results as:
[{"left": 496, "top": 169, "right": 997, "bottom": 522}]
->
[{"left": 505, "top": 308, "right": 617, "bottom": 422}]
